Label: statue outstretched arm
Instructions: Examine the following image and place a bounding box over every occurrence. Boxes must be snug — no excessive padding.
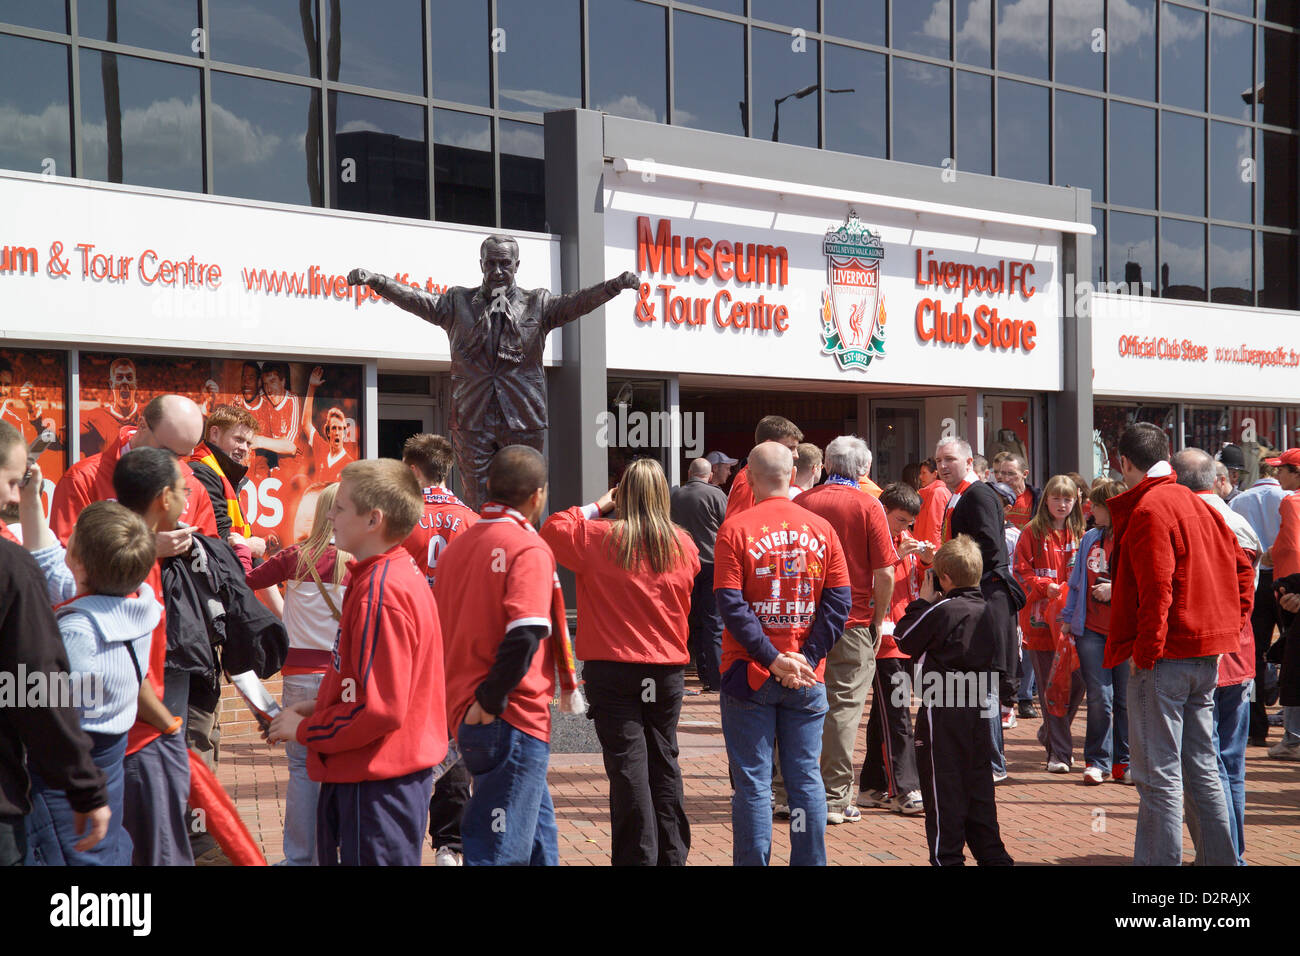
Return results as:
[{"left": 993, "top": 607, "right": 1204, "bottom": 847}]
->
[
  {"left": 348, "top": 268, "right": 452, "bottom": 329},
  {"left": 541, "top": 271, "right": 639, "bottom": 332}
]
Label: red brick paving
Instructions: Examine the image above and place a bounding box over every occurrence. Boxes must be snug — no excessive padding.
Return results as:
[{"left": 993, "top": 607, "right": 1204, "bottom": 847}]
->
[{"left": 215, "top": 678, "right": 1300, "bottom": 865}]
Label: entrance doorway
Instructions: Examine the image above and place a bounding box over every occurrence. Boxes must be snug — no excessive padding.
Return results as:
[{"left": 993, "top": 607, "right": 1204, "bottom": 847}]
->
[{"left": 870, "top": 401, "right": 924, "bottom": 486}]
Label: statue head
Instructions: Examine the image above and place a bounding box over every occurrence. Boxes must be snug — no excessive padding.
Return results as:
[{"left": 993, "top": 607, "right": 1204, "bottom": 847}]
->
[{"left": 480, "top": 235, "right": 520, "bottom": 295}]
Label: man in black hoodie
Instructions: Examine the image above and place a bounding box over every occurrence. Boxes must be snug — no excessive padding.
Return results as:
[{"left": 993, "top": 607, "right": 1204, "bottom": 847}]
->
[
  {"left": 0, "top": 420, "right": 109, "bottom": 863},
  {"left": 896, "top": 534, "right": 1013, "bottom": 867}
]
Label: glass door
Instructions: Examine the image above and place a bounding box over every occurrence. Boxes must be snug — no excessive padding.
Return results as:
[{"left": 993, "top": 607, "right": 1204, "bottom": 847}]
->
[{"left": 870, "top": 401, "right": 924, "bottom": 486}]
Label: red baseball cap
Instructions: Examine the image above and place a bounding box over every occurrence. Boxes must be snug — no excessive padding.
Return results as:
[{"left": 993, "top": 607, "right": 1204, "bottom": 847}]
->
[{"left": 1265, "top": 448, "right": 1300, "bottom": 468}]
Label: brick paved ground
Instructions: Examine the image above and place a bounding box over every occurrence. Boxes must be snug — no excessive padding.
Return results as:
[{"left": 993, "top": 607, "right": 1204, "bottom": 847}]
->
[{"left": 214, "top": 676, "right": 1300, "bottom": 866}]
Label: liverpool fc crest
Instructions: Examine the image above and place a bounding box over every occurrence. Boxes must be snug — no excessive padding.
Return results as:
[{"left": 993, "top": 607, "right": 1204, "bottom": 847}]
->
[{"left": 820, "top": 210, "right": 887, "bottom": 372}]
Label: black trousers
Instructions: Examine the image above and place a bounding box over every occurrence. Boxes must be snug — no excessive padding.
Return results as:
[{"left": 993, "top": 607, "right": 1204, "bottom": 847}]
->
[
  {"left": 861, "top": 657, "right": 920, "bottom": 796},
  {"left": 0, "top": 815, "right": 26, "bottom": 866},
  {"left": 428, "top": 759, "right": 472, "bottom": 852},
  {"left": 1250, "top": 568, "right": 1276, "bottom": 740},
  {"left": 981, "top": 580, "right": 1020, "bottom": 707},
  {"left": 583, "top": 660, "right": 691, "bottom": 866},
  {"left": 914, "top": 702, "right": 1014, "bottom": 867}
]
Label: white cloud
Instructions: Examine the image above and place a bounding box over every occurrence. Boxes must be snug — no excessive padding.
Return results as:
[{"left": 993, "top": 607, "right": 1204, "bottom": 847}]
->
[
  {"left": 0, "top": 103, "right": 70, "bottom": 159},
  {"left": 337, "top": 119, "right": 382, "bottom": 134},
  {"left": 80, "top": 95, "right": 202, "bottom": 171},
  {"left": 498, "top": 87, "right": 581, "bottom": 112},
  {"left": 436, "top": 126, "right": 491, "bottom": 151},
  {"left": 955, "top": 0, "right": 992, "bottom": 53},
  {"left": 499, "top": 122, "right": 544, "bottom": 157},
  {"left": 995, "top": 0, "right": 1049, "bottom": 52},
  {"left": 209, "top": 101, "right": 286, "bottom": 166},
  {"left": 1107, "top": 0, "right": 1156, "bottom": 54},
  {"left": 594, "top": 94, "right": 661, "bottom": 123}
]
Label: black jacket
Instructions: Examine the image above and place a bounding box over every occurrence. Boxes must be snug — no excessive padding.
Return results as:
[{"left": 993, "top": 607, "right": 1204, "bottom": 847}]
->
[
  {"left": 1271, "top": 573, "right": 1300, "bottom": 706},
  {"left": 948, "top": 480, "right": 1026, "bottom": 677},
  {"left": 0, "top": 540, "right": 107, "bottom": 816},
  {"left": 162, "top": 533, "right": 288, "bottom": 682},
  {"left": 895, "top": 586, "right": 995, "bottom": 678}
]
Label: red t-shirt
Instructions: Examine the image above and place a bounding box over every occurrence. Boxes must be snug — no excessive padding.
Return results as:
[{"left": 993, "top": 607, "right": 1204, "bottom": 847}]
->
[
  {"left": 726, "top": 465, "right": 755, "bottom": 516},
  {"left": 1082, "top": 531, "right": 1114, "bottom": 636},
  {"left": 80, "top": 403, "right": 142, "bottom": 457},
  {"left": 296, "top": 545, "right": 447, "bottom": 782},
  {"left": 914, "top": 480, "right": 951, "bottom": 549},
  {"left": 126, "top": 561, "right": 168, "bottom": 756},
  {"left": 540, "top": 505, "right": 699, "bottom": 665},
  {"left": 713, "top": 495, "right": 851, "bottom": 685},
  {"left": 1006, "top": 488, "right": 1035, "bottom": 530},
  {"left": 1013, "top": 526, "right": 1078, "bottom": 651},
  {"left": 794, "top": 481, "right": 898, "bottom": 629},
  {"left": 402, "top": 486, "right": 478, "bottom": 589},
  {"left": 308, "top": 428, "right": 353, "bottom": 485},
  {"left": 436, "top": 513, "right": 558, "bottom": 743},
  {"left": 879, "top": 537, "right": 922, "bottom": 659},
  {"left": 50, "top": 426, "right": 218, "bottom": 543}
]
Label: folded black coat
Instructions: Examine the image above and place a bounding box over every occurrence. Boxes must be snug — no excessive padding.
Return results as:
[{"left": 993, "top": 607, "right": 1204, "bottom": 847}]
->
[
  {"left": 162, "top": 533, "right": 288, "bottom": 681},
  {"left": 1270, "top": 573, "right": 1300, "bottom": 707}
]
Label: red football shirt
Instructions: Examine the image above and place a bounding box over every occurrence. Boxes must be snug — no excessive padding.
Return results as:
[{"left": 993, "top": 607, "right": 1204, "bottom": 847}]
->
[
  {"left": 713, "top": 495, "right": 851, "bottom": 684},
  {"left": 540, "top": 505, "right": 699, "bottom": 666},
  {"left": 879, "top": 539, "right": 921, "bottom": 660},
  {"left": 726, "top": 465, "right": 755, "bottom": 516},
  {"left": 402, "top": 486, "right": 478, "bottom": 589},
  {"left": 1006, "top": 488, "right": 1035, "bottom": 530},
  {"left": 794, "top": 481, "right": 898, "bottom": 629},
  {"left": 1082, "top": 531, "right": 1114, "bottom": 636},
  {"left": 436, "top": 512, "right": 558, "bottom": 743},
  {"left": 308, "top": 428, "right": 353, "bottom": 485},
  {"left": 126, "top": 562, "right": 168, "bottom": 756},
  {"left": 80, "top": 403, "right": 142, "bottom": 457}
]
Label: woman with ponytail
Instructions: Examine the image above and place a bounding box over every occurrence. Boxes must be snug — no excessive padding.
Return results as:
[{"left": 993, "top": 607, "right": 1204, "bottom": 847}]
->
[{"left": 541, "top": 458, "right": 700, "bottom": 866}]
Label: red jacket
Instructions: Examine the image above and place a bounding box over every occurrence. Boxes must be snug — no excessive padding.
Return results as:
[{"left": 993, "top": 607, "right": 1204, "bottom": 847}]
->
[
  {"left": 50, "top": 426, "right": 218, "bottom": 543},
  {"left": 1105, "top": 474, "right": 1253, "bottom": 669},
  {"left": 726, "top": 465, "right": 754, "bottom": 516},
  {"left": 296, "top": 545, "right": 447, "bottom": 782}
]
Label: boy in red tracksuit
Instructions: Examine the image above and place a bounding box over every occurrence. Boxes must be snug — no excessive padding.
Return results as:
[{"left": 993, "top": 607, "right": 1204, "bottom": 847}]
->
[
  {"left": 401, "top": 432, "right": 478, "bottom": 866},
  {"left": 268, "top": 459, "right": 446, "bottom": 866}
]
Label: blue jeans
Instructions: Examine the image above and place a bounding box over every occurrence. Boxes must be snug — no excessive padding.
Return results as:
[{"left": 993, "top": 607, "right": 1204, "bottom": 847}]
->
[
  {"left": 25, "top": 732, "right": 131, "bottom": 865},
  {"left": 281, "top": 672, "right": 323, "bottom": 866},
  {"left": 1127, "top": 657, "right": 1236, "bottom": 866},
  {"left": 1017, "top": 643, "right": 1037, "bottom": 702},
  {"left": 987, "top": 688, "right": 1006, "bottom": 776},
  {"left": 1213, "top": 680, "right": 1251, "bottom": 866},
  {"left": 720, "top": 678, "right": 829, "bottom": 866},
  {"left": 1284, "top": 705, "right": 1300, "bottom": 744},
  {"left": 1076, "top": 630, "right": 1129, "bottom": 773},
  {"left": 458, "top": 718, "right": 558, "bottom": 866}
]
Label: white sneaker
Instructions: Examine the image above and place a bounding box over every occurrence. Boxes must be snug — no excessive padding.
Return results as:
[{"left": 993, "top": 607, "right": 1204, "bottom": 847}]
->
[
  {"left": 827, "top": 805, "right": 861, "bottom": 825},
  {"left": 856, "top": 789, "right": 890, "bottom": 808},
  {"left": 992, "top": 769, "right": 1009, "bottom": 783},
  {"left": 1046, "top": 759, "right": 1071, "bottom": 774},
  {"left": 434, "top": 846, "right": 463, "bottom": 866},
  {"left": 1001, "top": 708, "right": 1018, "bottom": 730},
  {"left": 1082, "top": 766, "right": 1105, "bottom": 785},
  {"left": 1268, "top": 739, "right": 1300, "bottom": 761},
  {"left": 890, "top": 791, "right": 924, "bottom": 815}
]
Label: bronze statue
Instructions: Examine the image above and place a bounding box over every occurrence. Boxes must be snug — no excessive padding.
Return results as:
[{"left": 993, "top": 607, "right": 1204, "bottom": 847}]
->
[{"left": 349, "top": 235, "right": 638, "bottom": 510}]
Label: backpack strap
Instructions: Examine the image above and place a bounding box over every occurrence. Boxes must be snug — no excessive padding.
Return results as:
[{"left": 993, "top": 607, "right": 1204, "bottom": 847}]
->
[{"left": 307, "top": 561, "right": 342, "bottom": 622}]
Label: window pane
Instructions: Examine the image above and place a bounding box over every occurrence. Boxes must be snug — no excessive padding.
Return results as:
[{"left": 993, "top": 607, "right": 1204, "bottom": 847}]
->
[
  {"left": 893, "top": 0, "right": 949, "bottom": 59},
  {"left": 207, "top": 0, "right": 317, "bottom": 76},
  {"left": 0, "top": 0, "right": 66, "bottom": 32},
  {"left": 1096, "top": 403, "right": 1176, "bottom": 474},
  {"left": 1209, "top": 224, "right": 1252, "bottom": 304},
  {"left": 1108, "top": 211, "right": 1156, "bottom": 290},
  {"left": 955, "top": 0, "right": 991, "bottom": 67},
  {"left": 1211, "top": 0, "right": 1253, "bottom": 13},
  {"left": 1090, "top": 206, "right": 1106, "bottom": 285},
  {"left": 210, "top": 73, "right": 320, "bottom": 206},
  {"left": 1054, "top": 0, "right": 1103, "bottom": 90},
  {"left": 335, "top": 0, "right": 423, "bottom": 95},
  {"left": 497, "top": 0, "right": 580, "bottom": 118},
  {"left": 1109, "top": 0, "right": 1157, "bottom": 101},
  {"left": 1109, "top": 102, "right": 1155, "bottom": 208},
  {"left": 79, "top": 0, "right": 197, "bottom": 55},
  {"left": 589, "top": 0, "right": 665, "bottom": 123},
  {"left": 824, "top": 0, "right": 885, "bottom": 45},
  {"left": 1161, "top": 112, "right": 1205, "bottom": 217},
  {"left": 329, "top": 92, "right": 428, "bottom": 219},
  {"left": 1260, "top": 0, "right": 1297, "bottom": 25},
  {"left": 893, "top": 59, "right": 950, "bottom": 166},
  {"left": 956, "top": 70, "right": 991, "bottom": 175},
  {"left": 433, "top": 109, "right": 492, "bottom": 226},
  {"left": 78, "top": 51, "right": 201, "bottom": 192},
  {"left": 500, "top": 119, "right": 545, "bottom": 232},
  {"left": 1258, "top": 27, "right": 1299, "bottom": 128},
  {"left": 997, "top": 79, "right": 1048, "bottom": 184},
  {"left": 1160, "top": 218, "right": 1206, "bottom": 300},
  {"left": 1210, "top": 14, "right": 1253, "bottom": 119},
  {"left": 1210, "top": 120, "right": 1253, "bottom": 222},
  {"left": 1055, "top": 91, "right": 1103, "bottom": 196},
  {"left": 1161, "top": 4, "right": 1205, "bottom": 112},
  {"left": 751, "top": 0, "right": 816, "bottom": 27},
  {"left": 1185, "top": 406, "right": 1230, "bottom": 455},
  {"left": 1257, "top": 130, "right": 1298, "bottom": 227},
  {"left": 824, "top": 44, "right": 886, "bottom": 158},
  {"left": 673, "top": 11, "right": 744, "bottom": 136},
  {"left": 997, "top": 0, "right": 1048, "bottom": 79},
  {"left": 684, "top": 0, "right": 742, "bottom": 13},
  {"left": 1259, "top": 232, "right": 1298, "bottom": 310},
  {"left": 430, "top": 0, "right": 489, "bottom": 107},
  {"left": 0, "top": 35, "right": 70, "bottom": 176},
  {"left": 753, "top": 28, "right": 818, "bottom": 146}
]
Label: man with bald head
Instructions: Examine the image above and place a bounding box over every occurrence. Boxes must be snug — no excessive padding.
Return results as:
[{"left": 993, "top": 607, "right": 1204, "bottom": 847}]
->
[
  {"left": 349, "top": 236, "right": 638, "bottom": 510},
  {"left": 52, "top": 393, "right": 218, "bottom": 551},
  {"left": 713, "top": 441, "right": 851, "bottom": 865},
  {"left": 672, "top": 457, "right": 729, "bottom": 691}
]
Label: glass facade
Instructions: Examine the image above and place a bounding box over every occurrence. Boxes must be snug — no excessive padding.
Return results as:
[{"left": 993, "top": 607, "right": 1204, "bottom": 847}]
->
[{"left": 0, "top": 0, "right": 1293, "bottom": 306}]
